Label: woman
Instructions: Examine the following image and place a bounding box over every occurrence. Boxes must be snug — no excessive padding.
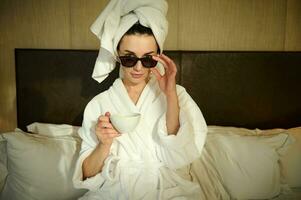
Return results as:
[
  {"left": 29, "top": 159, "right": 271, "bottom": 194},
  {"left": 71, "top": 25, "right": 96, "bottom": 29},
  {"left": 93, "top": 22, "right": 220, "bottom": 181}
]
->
[{"left": 73, "top": 1, "right": 207, "bottom": 199}]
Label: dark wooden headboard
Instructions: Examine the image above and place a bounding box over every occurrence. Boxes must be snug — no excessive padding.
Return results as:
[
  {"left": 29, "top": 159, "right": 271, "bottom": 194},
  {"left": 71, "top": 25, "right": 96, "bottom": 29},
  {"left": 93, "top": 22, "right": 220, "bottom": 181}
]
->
[{"left": 15, "top": 49, "right": 301, "bottom": 131}]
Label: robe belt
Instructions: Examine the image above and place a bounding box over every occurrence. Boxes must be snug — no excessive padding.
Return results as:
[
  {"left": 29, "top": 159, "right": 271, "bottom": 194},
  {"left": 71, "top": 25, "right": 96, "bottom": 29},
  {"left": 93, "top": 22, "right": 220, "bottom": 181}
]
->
[{"left": 102, "top": 155, "right": 164, "bottom": 182}]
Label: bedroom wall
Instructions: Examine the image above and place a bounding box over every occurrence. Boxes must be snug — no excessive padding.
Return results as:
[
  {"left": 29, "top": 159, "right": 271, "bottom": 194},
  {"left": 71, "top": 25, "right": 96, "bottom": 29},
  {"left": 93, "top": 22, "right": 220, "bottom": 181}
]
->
[{"left": 0, "top": 0, "right": 300, "bottom": 132}]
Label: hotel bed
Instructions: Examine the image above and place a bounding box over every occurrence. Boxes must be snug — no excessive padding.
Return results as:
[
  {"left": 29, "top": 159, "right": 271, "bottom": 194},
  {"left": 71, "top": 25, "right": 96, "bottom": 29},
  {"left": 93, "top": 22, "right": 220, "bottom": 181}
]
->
[{"left": 0, "top": 49, "right": 300, "bottom": 200}]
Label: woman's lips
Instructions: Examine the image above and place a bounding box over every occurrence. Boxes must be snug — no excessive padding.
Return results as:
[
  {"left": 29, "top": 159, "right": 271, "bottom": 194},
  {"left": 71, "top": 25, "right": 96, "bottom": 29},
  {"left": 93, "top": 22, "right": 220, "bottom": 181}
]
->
[{"left": 131, "top": 73, "right": 143, "bottom": 78}]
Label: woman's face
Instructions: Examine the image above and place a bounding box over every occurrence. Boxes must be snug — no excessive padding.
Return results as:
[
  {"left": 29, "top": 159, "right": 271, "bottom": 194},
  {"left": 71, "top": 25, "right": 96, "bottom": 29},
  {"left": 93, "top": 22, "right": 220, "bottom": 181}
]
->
[{"left": 118, "top": 34, "right": 158, "bottom": 86}]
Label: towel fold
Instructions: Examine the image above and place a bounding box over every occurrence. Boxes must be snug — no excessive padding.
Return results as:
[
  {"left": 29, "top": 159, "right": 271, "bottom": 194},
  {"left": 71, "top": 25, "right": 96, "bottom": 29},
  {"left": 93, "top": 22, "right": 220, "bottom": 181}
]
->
[{"left": 90, "top": 0, "right": 168, "bottom": 83}]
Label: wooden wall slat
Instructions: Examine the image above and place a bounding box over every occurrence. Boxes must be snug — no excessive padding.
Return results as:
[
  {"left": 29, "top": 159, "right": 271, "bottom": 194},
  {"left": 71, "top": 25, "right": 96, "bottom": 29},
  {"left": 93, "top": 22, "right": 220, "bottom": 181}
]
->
[
  {"left": 178, "top": 0, "right": 287, "bottom": 50},
  {"left": 165, "top": 0, "right": 179, "bottom": 50},
  {"left": 0, "top": 45, "right": 17, "bottom": 131},
  {"left": 70, "top": 0, "right": 108, "bottom": 49},
  {"left": 11, "top": 0, "right": 71, "bottom": 48},
  {"left": 0, "top": 0, "right": 71, "bottom": 132},
  {"left": 285, "top": 0, "right": 301, "bottom": 50}
]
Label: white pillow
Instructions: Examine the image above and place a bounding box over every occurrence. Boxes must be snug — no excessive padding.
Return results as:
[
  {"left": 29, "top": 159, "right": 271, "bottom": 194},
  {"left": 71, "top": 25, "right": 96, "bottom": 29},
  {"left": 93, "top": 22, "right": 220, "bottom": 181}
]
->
[
  {"left": 0, "top": 130, "right": 87, "bottom": 200},
  {"left": 205, "top": 129, "right": 293, "bottom": 199},
  {"left": 255, "top": 127, "right": 301, "bottom": 188},
  {"left": 284, "top": 127, "right": 301, "bottom": 188},
  {"left": 208, "top": 125, "right": 301, "bottom": 188},
  {"left": 27, "top": 122, "right": 80, "bottom": 137},
  {"left": 208, "top": 125, "right": 257, "bottom": 135},
  {"left": 0, "top": 135, "right": 7, "bottom": 193}
]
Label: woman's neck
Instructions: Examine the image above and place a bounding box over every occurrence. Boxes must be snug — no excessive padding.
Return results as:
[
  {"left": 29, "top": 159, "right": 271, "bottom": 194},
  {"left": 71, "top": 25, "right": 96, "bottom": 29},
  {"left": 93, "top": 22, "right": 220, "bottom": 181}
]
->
[
  {"left": 122, "top": 78, "right": 147, "bottom": 91},
  {"left": 122, "top": 79, "right": 148, "bottom": 104}
]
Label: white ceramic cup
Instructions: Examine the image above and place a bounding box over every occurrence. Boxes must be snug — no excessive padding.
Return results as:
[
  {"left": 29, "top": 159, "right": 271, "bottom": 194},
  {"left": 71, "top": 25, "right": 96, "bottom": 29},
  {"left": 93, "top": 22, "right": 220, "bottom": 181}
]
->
[{"left": 110, "top": 113, "right": 141, "bottom": 133}]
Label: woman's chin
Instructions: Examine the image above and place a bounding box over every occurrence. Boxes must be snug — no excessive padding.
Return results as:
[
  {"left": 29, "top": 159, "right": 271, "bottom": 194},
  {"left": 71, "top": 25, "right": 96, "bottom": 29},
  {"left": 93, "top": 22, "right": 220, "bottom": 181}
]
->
[
  {"left": 127, "top": 76, "right": 148, "bottom": 85},
  {"left": 130, "top": 78, "right": 145, "bottom": 85}
]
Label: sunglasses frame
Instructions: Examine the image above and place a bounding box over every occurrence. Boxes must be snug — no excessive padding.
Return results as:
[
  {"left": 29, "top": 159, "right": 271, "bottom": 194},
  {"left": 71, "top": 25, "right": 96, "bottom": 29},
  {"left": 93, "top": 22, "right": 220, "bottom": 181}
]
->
[{"left": 117, "top": 55, "right": 158, "bottom": 68}]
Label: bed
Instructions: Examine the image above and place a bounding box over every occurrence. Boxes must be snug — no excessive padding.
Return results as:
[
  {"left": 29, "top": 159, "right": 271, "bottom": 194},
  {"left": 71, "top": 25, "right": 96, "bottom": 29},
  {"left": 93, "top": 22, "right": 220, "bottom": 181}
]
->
[{"left": 0, "top": 49, "right": 301, "bottom": 200}]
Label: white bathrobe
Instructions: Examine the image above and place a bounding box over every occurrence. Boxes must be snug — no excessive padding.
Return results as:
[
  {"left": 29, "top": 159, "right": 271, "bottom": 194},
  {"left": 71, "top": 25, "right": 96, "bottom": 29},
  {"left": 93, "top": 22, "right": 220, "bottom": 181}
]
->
[{"left": 73, "top": 77, "right": 208, "bottom": 200}]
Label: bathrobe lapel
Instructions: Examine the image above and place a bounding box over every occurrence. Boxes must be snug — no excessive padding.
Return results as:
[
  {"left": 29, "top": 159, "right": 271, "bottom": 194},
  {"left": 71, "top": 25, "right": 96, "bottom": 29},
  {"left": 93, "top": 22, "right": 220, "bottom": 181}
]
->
[
  {"left": 108, "top": 77, "right": 164, "bottom": 117},
  {"left": 108, "top": 78, "right": 138, "bottom": 114},
  {"left": 107, "top": 77, "right": 166, "bottom": 154}
]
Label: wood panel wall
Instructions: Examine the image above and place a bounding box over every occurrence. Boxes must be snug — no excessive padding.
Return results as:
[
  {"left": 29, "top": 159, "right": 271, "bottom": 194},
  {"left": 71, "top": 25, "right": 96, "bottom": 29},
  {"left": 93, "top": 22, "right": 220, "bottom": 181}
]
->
[{"left": 0, "top": 0, "right": 300, "bottom": 132}]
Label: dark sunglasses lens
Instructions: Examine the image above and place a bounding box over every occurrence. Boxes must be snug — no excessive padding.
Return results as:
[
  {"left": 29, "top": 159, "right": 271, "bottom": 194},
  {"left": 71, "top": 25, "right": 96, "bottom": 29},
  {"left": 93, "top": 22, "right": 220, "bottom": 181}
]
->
[
  {"left": 119, "top": 56, "right": 138, "bottom": 67},
  {"left": 141, "top": 57, "right": 157, "bottom": 68}
]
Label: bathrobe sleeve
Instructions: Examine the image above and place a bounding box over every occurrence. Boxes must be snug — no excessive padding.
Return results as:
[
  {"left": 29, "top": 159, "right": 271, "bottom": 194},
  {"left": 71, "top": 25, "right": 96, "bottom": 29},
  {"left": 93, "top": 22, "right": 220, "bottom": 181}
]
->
[
  {"left": 73, "top": 98, "right": 119, "bottom": 191},
  {"left": 155, "top": 85, "right": 208, "bottom": 169},
  {"left": 72, "top": 99, "right": 105, "bottom": 191}
]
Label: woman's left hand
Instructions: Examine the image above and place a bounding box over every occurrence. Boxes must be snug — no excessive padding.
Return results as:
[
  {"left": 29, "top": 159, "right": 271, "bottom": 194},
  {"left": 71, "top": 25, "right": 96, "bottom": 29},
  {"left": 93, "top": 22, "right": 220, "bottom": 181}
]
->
[
  {"left": 151, "top": 54, "right": 177, "bottom": 96},
  {"left": 151, "top": 54, "right": 180, "bottom": 135}
]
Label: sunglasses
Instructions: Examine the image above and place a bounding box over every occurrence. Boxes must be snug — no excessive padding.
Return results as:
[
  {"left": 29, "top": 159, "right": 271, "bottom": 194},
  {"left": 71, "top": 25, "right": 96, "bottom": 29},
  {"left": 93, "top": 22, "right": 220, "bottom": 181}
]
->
[{"left": 118, "top": 55, "right": 158, "bottom": 68}]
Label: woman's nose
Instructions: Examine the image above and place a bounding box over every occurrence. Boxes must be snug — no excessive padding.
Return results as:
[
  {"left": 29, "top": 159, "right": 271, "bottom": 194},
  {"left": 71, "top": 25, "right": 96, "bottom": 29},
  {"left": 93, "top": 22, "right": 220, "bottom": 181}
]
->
[{"left": 133, "top": 60, "right": 143, "bottom": 71}]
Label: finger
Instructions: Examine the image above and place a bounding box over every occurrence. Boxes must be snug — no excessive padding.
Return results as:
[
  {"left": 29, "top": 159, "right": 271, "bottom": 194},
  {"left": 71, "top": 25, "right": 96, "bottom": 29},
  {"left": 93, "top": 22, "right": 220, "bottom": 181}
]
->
[
  {"left": 105, "top": 112, "right": 110, "bottom": 117},
  {"left": 110, "top": 125, "right": 119, "bottom": 133},
  {"left": 152, "top": 55, "right": 168, "bottom": 70},
  {"left": 153, "top": 55, "right": 177, "bottom": 76},
  {"left": 98, "top": 121, "right": 114, "bottom": 129},
  {"left": 159, "top": 54, "right": 177, "bottom": 74},
  {"left": 150, "top": 68, "right": 162, "bottom": 80},
  {"left": 102, "top": 128, "right": 120, "bottom": 136},
  {"left": 98, "top": 115, "right": 110, "bottom": 123},
  {"left": 96, "top": 122, "right": 112, "bottom": 132},
  {"left": 97, "top": 125, "right": 116, "bottom": 134},
  {"left": 107, "top": 132, "right": 122, "bottom": 138},
  {"left": 153, "top": 56, "right": 176, "bottom": 77},
  {"left": 160, "top": 54, "right": 173, "bottom": 64}
]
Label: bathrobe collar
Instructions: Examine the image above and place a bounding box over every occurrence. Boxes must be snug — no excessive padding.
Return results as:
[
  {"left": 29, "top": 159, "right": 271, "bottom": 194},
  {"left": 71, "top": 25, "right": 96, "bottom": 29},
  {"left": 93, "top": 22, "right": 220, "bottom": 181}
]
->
[{"left": 108, "top": 76, "right": 159, "bottom": 114}]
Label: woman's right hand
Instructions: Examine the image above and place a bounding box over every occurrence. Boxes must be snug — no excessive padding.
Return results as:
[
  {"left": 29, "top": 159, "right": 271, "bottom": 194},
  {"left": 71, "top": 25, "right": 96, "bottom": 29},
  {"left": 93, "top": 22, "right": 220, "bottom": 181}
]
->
[{"left": 95, "top": 111, "right": 120, "bottom": 146}]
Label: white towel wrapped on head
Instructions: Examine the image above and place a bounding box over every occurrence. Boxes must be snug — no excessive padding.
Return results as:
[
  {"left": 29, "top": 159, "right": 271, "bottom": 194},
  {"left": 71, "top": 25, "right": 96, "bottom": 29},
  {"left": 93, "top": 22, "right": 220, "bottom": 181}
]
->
[{"left": 90, "top": 0, "right": 168, "bottom": 83}]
